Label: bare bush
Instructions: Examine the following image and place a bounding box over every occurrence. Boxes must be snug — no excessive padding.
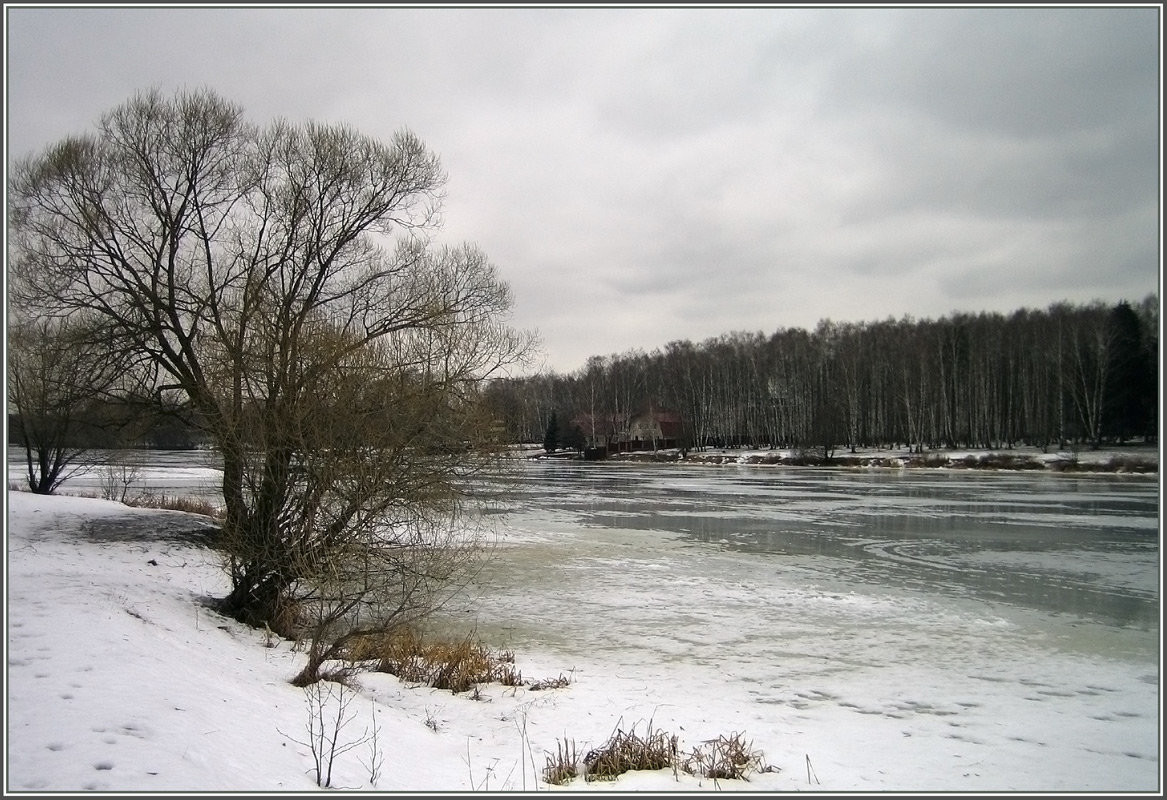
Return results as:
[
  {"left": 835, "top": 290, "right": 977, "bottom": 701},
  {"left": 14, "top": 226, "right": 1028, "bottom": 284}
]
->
[
  {"left": 278, "top": 679, "right": 372, "bottom": 788},
  {"left": 98, "top": 455, "right": 141, "bottom": 503}
]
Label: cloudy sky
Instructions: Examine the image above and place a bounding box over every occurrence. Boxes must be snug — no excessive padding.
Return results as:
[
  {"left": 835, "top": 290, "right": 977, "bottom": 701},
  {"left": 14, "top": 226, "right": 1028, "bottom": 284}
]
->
[{"left": 4, "top": 5, "right": 1161, "bottom": 375}]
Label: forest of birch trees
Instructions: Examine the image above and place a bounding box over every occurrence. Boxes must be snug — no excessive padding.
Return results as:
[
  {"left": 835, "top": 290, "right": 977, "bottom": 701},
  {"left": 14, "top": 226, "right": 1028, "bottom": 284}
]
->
[{"left": 485, "top": 297, "right": 1158, "bottom": 454}]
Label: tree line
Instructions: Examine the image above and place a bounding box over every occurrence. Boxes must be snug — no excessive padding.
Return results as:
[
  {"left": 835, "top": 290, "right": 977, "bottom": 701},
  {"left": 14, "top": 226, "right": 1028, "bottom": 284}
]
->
[{"left": 485, "top": 297, "right": 1158, "bottom": 455}]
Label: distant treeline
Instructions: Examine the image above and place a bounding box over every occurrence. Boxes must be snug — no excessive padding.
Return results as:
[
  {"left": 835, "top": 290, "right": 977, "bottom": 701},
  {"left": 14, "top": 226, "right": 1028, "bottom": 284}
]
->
[
  {"left": 484, "top": 298, "right": 1159, "bottom": 453},
  {"left": 9, "top": 298, "right": 1157, "bottom": 456},
  {"left": 7, "top": 402, "right": 208, "bottom": 451}
]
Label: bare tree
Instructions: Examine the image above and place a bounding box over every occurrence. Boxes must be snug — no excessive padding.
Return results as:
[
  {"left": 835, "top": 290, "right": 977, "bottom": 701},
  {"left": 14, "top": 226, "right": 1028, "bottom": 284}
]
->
[
  {"left": 1062, "top": 303, "right": 1113, "bottom": 449},
  {"left": 8, "top": 88, "right": 535, "bottom": 655},
  {"left": 6, "top": 314, "right": 138, "bottom": 493}
]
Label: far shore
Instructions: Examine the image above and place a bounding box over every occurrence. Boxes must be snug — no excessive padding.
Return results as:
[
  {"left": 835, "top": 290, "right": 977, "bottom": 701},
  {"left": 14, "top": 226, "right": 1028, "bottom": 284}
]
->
[{"left": 525, "top": 442, "right": 1160, "bottom": 473}]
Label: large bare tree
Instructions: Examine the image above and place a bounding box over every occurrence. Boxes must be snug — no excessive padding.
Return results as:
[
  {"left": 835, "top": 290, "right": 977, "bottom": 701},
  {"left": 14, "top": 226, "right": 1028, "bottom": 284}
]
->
[{"left": 8, "top": 88, "right": 534, "bottom": 664}]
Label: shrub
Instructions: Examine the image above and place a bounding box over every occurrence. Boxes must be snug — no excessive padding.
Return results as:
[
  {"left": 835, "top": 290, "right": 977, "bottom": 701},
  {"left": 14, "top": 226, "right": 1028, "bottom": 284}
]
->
[
  {"left": 788, "top": 449, "right": 828, "bottom": 466},
  {"left": 1105, "top": 455, "right": 1157, "bottom": 473},
  {"left": 973, "top": 453, "right": 1043, "bottom": 470},
  {"left": 919, "top": 452, "right": 951, "bottom": 468}
]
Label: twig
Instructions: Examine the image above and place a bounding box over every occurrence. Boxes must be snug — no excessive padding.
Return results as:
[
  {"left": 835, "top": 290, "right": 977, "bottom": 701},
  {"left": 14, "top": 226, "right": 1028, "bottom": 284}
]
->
[{"left": 806, "top": 753, "right": 821, "bottom": 785}]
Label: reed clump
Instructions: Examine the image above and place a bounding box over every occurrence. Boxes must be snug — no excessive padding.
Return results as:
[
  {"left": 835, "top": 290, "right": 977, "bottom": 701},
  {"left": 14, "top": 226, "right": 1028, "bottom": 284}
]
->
[
  {"left": 122, "top": 493, "right": 224, "bottom": 518},
  {"left": 581, "top": 721, "right": 678, "bottom": 781},
  {"left": 346, "top": 628, "right": 573, "bottom": 696},
  {"left": 543, "top": 721, "right": 775, "bottom": 786},
  {"left": 681, "top": 732, "right": 773, "bottom": 780},
  {"left": 362, "top": 628, "right": 520, "bottom": 693},
  {"left": 543, "top": 738, "right": 580, "bottom": 785}
]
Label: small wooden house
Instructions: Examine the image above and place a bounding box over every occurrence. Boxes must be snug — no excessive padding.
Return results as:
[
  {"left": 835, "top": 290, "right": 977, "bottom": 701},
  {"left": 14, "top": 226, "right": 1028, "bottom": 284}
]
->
[{"left": 572, "top": 406, "right": 683, "bottom": 457}]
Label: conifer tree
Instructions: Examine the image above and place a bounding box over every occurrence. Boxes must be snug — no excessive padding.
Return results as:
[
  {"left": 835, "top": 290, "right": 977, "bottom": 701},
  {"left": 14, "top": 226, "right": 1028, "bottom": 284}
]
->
[{"left": 543, "top": 411, "right": 560, "bottom": 453}]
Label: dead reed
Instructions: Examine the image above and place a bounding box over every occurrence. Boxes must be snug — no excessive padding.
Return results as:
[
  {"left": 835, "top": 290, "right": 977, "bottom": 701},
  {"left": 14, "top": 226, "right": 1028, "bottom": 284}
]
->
[
  {"left": 543, "top": 723, "right": 775, "bottom": 786},
  {"left": 681, "top": 732, "right": 773, "bottom": 780},
  {"left": 543, "top": 738, "right": 580, "bottom": 785},
  {"left": 582, "top": 721, "right": 678, "bottom": 782},
  {"left": 359, "top": 628, "right": 527, "bottom": 694},
  {"left": 121, "top": 493, "right": 223, "bottom": 518}
]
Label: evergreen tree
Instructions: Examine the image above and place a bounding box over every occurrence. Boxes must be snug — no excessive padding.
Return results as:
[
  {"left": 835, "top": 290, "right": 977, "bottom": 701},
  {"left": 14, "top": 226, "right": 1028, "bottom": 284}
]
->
[
  {"left": 543, "top": 411, "right": 560, "bottom": 453},
  {"left": 1104, "top": 301, "right": 1155, "bottom": 442}
]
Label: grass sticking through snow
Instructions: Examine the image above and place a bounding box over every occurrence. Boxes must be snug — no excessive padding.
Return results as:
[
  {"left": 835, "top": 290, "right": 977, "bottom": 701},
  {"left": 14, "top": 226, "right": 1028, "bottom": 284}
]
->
[
  {"left": 543, "top": 721, "right": 777, "bottom": 786},
  {"left": 122, "top": 493, "right": 223, "bottom": 518},
  {"left": 346, "top": 628, "right": 537, "bottom": 695}
]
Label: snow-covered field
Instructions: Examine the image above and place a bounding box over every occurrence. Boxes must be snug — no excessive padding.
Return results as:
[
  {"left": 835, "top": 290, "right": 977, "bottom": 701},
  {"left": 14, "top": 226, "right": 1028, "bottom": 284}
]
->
[{"left": 6, "top": 490, "right": 807, "bottom": 793}]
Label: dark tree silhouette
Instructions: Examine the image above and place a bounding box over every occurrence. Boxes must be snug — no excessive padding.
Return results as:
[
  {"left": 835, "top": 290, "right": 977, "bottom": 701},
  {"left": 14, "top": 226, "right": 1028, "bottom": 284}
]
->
[
  {"left": 543, "top": 411, "right": 561, "bottom": 453},
  {"left": 1104, "top": 301, "right": 1155, "bottom": 442}
]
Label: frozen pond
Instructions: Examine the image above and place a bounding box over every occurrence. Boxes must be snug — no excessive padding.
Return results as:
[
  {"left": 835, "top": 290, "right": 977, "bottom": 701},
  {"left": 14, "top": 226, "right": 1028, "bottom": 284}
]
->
[
  {"left": 459, "top": 461, "right": 1159, "bottom": 634},
  {"left": 439, "top": 460, "right": 1160, "bottom": 791},
  {"left": 442, "top": 459, "right": 1159, "bottom": 661},
  {"left": 8, "top": 448, "right": 1161, "bottom": 790},
  {"left": 6, "top": 447, "right": 224, "bottom": 502}
]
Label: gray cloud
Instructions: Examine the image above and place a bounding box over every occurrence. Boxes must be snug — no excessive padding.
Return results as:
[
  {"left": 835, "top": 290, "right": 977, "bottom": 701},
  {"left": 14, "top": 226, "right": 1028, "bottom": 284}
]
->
[{"left": 5, "top": 5, "right": 1159, "bottom": 374}]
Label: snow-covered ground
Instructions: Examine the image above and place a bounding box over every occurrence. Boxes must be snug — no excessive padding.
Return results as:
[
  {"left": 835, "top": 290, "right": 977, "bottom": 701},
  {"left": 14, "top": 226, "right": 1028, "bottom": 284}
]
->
[{"left": 5, "top": 490, "right": 803, "bottom": 793}]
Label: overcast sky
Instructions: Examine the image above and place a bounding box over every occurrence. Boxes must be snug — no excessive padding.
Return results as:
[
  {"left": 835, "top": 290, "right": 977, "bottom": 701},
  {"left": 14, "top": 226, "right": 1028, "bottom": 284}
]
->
[{"left": 4, "top": 4, "right": 1161, "bottom": 375}]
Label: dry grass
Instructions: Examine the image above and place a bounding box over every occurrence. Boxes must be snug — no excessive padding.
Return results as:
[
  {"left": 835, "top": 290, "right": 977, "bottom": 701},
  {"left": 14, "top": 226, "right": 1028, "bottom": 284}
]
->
[
  {"left": 544, "top": 724, "right": 775, "bottom": 787},
  {"left": 121, "top": 493, "right": 223, "bottom": 518},
  {"left": 22, "top": 486, "right": 225, "bottom": 525},
  {"left": 681, "top": 732, "right": 774, "bottom": 781},
  {"left": 349, "top": 628, "right": 576, "bottom": 695},
  {"left": 528, "top": 672, "right": 573, "bottom": 691},
  {"left": 356, "top": 628, "right": 526, "bottom": 694},
  {"left": 579, "top": 721, "right": 679, "bottom": 782},
  {"left": 543, "top": 738, "right": 580, "bottom": 785},
  {"left": 7, "top": 483, "right": 225, "bottom": 518}
]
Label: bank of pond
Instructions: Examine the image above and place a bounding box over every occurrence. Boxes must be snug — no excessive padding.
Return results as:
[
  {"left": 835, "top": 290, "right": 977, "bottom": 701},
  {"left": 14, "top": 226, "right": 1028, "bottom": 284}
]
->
[{"left": 530, "top": 444, "right": 1159, "bottom": 473}]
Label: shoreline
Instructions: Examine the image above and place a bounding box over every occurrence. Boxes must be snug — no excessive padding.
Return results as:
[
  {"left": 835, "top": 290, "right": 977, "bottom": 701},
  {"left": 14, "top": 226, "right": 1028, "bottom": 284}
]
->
[{"left": 527, "top": 443, "right": 1160, "bottom": 474}]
